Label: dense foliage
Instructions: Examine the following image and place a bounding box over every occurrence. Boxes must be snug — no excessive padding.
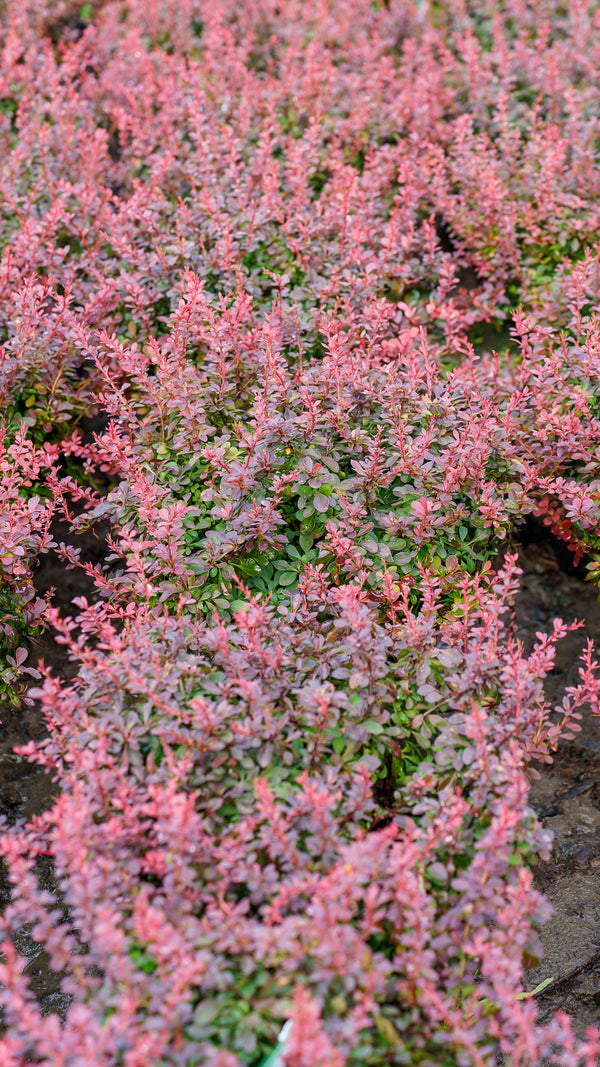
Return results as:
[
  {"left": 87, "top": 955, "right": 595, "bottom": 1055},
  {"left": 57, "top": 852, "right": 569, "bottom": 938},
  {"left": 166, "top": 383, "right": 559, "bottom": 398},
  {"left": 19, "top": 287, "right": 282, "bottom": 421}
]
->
[{"left": 3, "top": 0, "right": 600, "bottom": 1063}]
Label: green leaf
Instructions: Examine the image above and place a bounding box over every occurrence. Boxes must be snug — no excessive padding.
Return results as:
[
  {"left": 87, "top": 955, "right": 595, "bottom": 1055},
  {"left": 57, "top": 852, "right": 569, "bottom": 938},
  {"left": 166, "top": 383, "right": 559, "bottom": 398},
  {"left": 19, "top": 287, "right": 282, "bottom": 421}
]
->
[
  {"left": 374, "top": 1014, "right": 401, "bottom": 1046},
  {"left": 363, "top": 720, "right": 385, "bottom": 735},
  {"left": 230, "top": 600, "right": 249, "bottom": 612},
  {"left": 299, "top": 533, "right": 313, "bottom": 553},
  {"left": 277, "top": 571, "right": 298, "bottom": 587},
  {"left": 517, "top": 976, "right": 556, "bottom": 1000},
  {"left": 129, "top": 944, "right": 158, "bottom": 974}
]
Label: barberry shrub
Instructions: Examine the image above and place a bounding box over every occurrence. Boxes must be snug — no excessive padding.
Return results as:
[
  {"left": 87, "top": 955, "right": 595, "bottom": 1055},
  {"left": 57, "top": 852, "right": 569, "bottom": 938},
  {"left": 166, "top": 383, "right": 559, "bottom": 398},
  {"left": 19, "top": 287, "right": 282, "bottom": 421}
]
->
[{"left": 2, "top": 1, "right": 600, "bottom": 1064}]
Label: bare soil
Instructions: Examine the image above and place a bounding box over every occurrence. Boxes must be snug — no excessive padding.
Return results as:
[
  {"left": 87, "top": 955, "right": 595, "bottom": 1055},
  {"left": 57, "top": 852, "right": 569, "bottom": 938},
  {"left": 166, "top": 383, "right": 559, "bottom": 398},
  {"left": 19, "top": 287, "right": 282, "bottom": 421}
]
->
[
  {"left": 0, "top": 519, "right": 107, "bottom": 824},
  {"left": 515, "top": 535, "right": 600, "bottom": 1035},
  {"left": 0, "top": 519, "right": 107, "bottom": 1016}
]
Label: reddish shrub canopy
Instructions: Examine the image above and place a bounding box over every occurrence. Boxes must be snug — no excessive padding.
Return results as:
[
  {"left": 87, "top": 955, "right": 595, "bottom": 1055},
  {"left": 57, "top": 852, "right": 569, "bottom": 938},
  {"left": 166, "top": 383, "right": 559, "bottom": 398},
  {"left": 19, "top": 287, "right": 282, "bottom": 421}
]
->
[{"left": 2, "top": 1, "right": 600, "bottom": 1064}]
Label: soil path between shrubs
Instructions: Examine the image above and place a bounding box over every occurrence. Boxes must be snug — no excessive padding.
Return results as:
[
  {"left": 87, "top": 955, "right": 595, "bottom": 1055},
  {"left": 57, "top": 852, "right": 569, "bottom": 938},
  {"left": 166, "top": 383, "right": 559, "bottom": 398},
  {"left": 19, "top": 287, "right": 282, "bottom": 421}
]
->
[
  {"left": 3, "top": 527, "right": 600, "bottom": 1030},
  {"left": 515, "top": 536, "right": 600, "bottom": 1035},
  {"left": 0, "top": 520, "right": 108, "bottom": 1017}
]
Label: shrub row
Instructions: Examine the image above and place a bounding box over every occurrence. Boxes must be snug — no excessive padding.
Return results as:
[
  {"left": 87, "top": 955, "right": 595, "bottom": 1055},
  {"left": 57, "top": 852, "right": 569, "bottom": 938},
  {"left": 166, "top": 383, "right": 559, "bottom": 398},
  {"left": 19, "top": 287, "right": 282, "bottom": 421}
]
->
[{"left": 2, "top": 1, "right": 600, "bottom": 1063}]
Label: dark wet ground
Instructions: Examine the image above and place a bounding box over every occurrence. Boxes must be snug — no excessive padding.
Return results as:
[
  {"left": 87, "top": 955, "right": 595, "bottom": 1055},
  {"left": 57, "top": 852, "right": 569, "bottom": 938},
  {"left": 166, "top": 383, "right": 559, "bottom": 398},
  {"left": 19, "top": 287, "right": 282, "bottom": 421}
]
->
[
  {"left": 0, "top": 518, "right": 107, "bottom": 1016},
  {"left": 0, "top": 519, "right": 107, "bottom": 825},
  {"left": 514, "top": 533, "right": 600, "bottom": 1034}
]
